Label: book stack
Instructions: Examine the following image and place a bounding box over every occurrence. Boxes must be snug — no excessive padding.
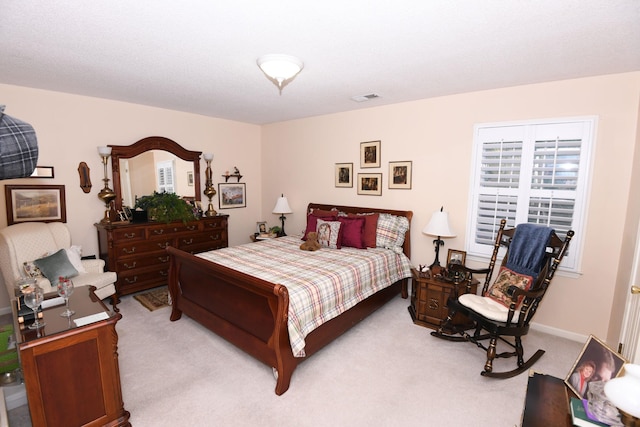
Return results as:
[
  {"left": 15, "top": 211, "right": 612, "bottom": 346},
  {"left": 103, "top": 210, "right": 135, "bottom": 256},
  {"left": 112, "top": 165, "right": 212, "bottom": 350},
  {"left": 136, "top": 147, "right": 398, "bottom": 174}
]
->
[{"left": 570, "top": 397, "right": 609, "bottom": 427}]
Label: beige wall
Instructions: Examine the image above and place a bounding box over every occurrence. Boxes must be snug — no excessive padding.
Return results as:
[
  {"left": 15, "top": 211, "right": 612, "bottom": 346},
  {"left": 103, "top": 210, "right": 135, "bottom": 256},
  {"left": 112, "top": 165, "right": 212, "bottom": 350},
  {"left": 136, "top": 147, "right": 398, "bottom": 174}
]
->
[
  {"left": 261, "top": 72, "right": 640, "bottom": 344},
  {"left": 1, "top": 72, "right": 639, "bottom": 345},
  {"left": 0, "top": 84, "right": 262, "bottom": 308}
]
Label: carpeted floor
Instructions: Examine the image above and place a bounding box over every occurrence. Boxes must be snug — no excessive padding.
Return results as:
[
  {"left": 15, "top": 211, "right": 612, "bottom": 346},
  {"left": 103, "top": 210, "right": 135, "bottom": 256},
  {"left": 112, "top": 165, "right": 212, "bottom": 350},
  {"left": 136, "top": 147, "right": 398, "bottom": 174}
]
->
[
  {"left": 111, "top": 293, "right": 583, "bottom": 426},
  {"left": 4, "top": 290, "right": 585, "bottom": 426}
]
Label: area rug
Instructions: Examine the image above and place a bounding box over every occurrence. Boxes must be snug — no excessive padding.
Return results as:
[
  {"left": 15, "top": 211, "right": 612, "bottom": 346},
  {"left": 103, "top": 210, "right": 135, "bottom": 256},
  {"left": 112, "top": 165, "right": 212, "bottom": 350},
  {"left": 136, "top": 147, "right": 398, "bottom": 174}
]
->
[{"left": 133, "top": 287, "right": 169, "bottom": 311}]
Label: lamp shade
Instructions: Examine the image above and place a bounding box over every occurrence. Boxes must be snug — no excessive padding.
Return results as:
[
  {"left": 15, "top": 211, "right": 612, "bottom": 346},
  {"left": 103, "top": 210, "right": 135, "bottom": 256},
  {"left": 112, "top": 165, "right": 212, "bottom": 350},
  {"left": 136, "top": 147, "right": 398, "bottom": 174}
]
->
[
  {"left": 272, "top": 195, "right": 292, "bottom": 214},
  {"left": 422, "top": 209, "right": 456, "bottom": 238},
  {"left": 97, "top": 146, "right": 112, "bottom": 157},
  {"left": 203, "top": 152, "right": 213, "bottom": 161}
]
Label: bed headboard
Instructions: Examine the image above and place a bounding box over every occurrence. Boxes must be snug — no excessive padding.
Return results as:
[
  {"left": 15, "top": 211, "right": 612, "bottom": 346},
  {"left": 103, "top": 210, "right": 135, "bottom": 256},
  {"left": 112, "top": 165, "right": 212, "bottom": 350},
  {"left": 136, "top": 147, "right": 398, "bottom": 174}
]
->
[{"left": 307, "top": 203, "right": 413, "bottom": 260}]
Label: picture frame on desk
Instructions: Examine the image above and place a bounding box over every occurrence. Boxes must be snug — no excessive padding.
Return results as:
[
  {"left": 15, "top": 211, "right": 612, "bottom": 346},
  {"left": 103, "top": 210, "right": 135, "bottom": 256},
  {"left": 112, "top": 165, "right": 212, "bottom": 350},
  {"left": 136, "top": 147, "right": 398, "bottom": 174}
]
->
[{"left": 564, "top": 334, "right": 626, "bottom": 399}]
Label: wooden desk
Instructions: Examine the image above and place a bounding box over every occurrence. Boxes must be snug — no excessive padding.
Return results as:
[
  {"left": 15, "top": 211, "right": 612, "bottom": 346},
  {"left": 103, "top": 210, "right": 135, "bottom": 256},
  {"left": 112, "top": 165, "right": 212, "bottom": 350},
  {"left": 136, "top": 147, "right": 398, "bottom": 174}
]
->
[
  {"left": 14, "top": 287, "right": 130, "bottom": 427},
  {"left": 521, "top": 372, "right": 571, "bottom": 427}
]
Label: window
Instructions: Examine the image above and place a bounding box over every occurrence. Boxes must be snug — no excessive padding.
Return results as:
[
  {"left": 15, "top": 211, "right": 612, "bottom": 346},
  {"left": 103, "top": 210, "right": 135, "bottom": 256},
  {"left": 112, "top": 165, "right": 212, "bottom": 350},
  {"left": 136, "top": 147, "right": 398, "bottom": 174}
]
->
[
  {"left": 467, "top": 117, "right": 596, "bottom": 272},
  {"left": 157, "top": 160, "right": 175, "bottom": 194}
]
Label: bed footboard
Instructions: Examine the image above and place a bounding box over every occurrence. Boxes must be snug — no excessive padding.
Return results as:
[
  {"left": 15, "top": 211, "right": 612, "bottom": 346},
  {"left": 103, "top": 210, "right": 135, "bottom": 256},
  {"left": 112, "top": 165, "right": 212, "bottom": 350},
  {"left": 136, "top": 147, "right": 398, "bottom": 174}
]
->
[{"left": 167, "top": 246, "right": 298, "bottom": 395}]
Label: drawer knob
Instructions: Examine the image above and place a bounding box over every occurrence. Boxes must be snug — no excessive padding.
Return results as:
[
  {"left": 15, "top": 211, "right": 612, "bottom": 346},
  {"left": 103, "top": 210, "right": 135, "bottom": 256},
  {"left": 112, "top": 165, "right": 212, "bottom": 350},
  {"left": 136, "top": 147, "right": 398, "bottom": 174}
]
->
[
  {"left": 124, "top": 276, "right": 138, "bottom": 284},
  {"left": 159, "top": 271, "right": 168, "bottom": 277},
  {"left": 124, "top": 233, "right": 136, "bottom": 239},
  {"left": 158, "top": 256, "right": 169, "bottom": 263},
  {"left": 123, "top": 262, "right": 137, "bottom": 269},
  {"left": 153, "top": 229, "right": 164, "bottom": 235},
  {"left": 123, "top": 247, "right": 136, "bottom": 254},
  {"left": 182, "top": 238, "right": 193, "bottom": 245}
]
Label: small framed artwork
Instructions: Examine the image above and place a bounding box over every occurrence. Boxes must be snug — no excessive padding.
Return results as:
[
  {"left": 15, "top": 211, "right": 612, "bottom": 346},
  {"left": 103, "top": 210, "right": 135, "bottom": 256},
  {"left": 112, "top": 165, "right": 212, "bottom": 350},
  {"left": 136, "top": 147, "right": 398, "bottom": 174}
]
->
[
  {"left": 447, "top": 249, "right": 466, "bottom": 266},
  {"left": 256, "top": 221, "right": 268, "bottom": 234},
  {"left": 29, "top": 166, "right": 55, "bottom": 179},
  {"left": 389, "top": 161, "right": 412, "bottom": 189},
  {"left": 335, "top": 163, "right": 353, "bottom": 188},
  {"left": 187, "top": 171, "right": 194, "bottom": 186},
  {"left": 564, "top": 335, "right": 626, "bottom": 399},
  {"left": 5, "top": 184, "right": 67, "bottom": 225},
  {"left": 357, "top": 173, "right": 382, "bottom": 196},
  {"left": 360, "top": 140, "right": 381, "bottom": 168},
  {"left": 218, "top": 183, "right": 246, "bottom": 209}
]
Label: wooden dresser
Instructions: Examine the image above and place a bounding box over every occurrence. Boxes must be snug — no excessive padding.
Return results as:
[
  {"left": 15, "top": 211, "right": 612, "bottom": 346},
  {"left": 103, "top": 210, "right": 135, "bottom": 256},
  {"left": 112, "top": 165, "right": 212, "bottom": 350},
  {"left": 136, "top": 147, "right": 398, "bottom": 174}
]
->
[{"left": 96, "top": 215, "right": 228, "bottom": 301}]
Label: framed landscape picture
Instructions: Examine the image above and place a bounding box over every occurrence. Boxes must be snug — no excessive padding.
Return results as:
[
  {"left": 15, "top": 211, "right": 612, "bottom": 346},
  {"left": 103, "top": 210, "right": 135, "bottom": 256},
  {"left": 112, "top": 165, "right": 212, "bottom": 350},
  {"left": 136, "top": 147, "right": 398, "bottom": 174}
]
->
[
  {"left": 360, "top": 140, "right": 381, "bottom": 168},
  {"left": 357, "top": 173, "right": 382, "bottom": 196},
  {"left": 5, "top": 184, "right": 66, "bottom": 225},
  {"left": 218, "top": 183, "right": 246, "bottom": 209},
  {"left": 335, "top": 162, "right": 353, "bottom": 188}
]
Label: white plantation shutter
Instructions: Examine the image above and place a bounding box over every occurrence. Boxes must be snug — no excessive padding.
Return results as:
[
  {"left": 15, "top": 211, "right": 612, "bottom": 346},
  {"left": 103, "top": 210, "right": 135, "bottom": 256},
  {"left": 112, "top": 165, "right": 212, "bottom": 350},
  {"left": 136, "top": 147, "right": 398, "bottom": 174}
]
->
[
  {"left": 157, "top": 161, "right": 175, "bottom": 193},
  {"left": 467, "top": 118, "right": 595, "bottom": 272}
]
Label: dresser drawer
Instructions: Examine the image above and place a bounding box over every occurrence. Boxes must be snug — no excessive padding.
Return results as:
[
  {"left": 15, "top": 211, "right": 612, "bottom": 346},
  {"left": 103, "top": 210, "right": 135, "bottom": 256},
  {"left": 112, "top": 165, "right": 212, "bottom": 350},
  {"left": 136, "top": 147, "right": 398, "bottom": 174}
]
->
[
  {"left": 113, "top": 239, "right": 173, "bottom": 258},
  {"left": 111, "top": 226, "right": 146, "bottom": 241},
  {"left": 202, "top": 216, "right": 227, "bottom": 230},
  {"left": 146, "top": 222, "right": 200, "bottom": 238},
  {"left": 115, "top": 253, "right": 171, "bottom": 272}
]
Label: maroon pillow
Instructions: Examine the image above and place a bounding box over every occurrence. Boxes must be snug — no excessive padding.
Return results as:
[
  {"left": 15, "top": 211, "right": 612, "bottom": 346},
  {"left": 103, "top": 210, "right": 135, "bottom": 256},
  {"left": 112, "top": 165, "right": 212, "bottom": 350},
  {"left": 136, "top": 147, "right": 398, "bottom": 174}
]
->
[
  {"left": 348, "top": 212, "right": 379, "bottom": 248},
  {"left": 303, "top": 213, "right": 337, "bottom": 240},
  {"left": 338, "top": 216, "right": 366, "bottom": 249}
]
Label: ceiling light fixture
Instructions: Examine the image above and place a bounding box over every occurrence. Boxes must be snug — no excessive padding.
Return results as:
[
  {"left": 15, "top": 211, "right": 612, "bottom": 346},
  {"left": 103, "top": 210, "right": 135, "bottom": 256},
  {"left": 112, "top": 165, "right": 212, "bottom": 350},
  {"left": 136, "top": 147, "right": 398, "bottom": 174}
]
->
[{"left": 257, "top": 54, "right": 304, "bottom": 94}]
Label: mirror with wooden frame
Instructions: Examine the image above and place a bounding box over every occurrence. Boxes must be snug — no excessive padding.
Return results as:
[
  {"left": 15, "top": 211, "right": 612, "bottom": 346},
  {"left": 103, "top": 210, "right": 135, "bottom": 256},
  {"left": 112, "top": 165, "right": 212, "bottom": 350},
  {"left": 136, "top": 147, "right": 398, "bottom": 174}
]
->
[{"left": 109, "top": 136, "right": 202, "bottom": 213}]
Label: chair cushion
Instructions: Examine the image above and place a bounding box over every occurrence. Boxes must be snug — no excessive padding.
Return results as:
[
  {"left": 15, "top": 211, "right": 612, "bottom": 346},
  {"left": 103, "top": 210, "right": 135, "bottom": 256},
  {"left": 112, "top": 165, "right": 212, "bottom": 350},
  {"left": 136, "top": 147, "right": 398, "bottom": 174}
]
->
[
  {"left": 458, "top": 293, "right": 521, "bottom": 323},
  {"left": 484, "top": 266, "right": 533, "bottom": 308},
  {"left": 33, "top": 249, "right": 78, "bottom": 285}
]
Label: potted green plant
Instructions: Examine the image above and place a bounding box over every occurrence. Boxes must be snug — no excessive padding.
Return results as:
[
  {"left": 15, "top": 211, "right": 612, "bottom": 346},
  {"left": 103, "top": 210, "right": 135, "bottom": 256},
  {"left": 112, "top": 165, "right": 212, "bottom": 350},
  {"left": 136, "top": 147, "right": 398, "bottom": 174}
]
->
[{"left": 134, "top": 191, "right": 196, "bottom": 223}]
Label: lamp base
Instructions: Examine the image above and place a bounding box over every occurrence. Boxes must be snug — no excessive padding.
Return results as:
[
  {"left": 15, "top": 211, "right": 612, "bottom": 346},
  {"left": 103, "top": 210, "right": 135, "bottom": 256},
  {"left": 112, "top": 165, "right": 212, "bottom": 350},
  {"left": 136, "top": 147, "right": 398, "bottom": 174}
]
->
[{"left": 278, "top": 215, "right": 287, "bottom": 237}]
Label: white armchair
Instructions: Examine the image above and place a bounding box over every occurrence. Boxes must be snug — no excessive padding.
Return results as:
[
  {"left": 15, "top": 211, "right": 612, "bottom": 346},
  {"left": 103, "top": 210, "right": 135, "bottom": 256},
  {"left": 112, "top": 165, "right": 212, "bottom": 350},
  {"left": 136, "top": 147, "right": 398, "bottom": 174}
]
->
[{"left": 0, "top": 222, "right": 116, "bottom": 303}]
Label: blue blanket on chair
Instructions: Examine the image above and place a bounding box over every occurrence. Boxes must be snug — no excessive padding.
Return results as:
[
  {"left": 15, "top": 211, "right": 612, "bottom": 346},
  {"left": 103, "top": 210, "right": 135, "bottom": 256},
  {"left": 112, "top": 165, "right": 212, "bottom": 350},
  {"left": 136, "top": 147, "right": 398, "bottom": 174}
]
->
[{"left": 505, "top": 224, "right": 554, "bottom": 277}]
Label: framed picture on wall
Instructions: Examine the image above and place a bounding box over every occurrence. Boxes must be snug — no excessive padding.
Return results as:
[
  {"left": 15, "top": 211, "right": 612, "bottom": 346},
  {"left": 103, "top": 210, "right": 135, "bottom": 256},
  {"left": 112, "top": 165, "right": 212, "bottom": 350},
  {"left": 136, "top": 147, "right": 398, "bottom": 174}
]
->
[
  {"left": 360, "top": 140, "right": 381, "bottom": 168},
  {"left": 388, "top": 161, "right": 412, "bottom": 189},
  {"left": 218, "top": 183, "right": 246, "bottom": 209},
  {"left": 357, "top": 173, "right": 382, "bottom": 196},
  {"left": 335, "top": 163, "right": 353, "bottom": 187},
  {"left": 4, "top": 184, "right": 67, "bottom": 225}
]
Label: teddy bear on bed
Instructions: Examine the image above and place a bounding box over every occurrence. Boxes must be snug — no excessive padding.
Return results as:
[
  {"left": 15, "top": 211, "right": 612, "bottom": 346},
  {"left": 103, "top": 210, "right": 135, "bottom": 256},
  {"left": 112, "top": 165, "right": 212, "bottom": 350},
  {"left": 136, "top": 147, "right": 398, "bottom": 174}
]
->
[{"left": 300, "top": 231, "right": 321, "bottom": 251}]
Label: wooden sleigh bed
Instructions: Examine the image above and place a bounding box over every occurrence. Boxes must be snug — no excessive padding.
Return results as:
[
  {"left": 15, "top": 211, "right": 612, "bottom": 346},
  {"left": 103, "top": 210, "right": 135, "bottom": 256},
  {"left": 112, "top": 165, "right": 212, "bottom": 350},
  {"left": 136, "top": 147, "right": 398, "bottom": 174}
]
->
[{"left": 166, "top": 203, "right": 412, "bottom": 395}]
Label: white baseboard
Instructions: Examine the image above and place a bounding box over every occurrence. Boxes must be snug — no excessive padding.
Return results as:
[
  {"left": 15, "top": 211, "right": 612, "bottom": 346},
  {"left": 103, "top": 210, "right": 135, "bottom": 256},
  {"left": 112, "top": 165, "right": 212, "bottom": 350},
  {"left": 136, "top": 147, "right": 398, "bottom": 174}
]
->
[{"left": 530, "top": 321, "right": 588, "bottom": 343}]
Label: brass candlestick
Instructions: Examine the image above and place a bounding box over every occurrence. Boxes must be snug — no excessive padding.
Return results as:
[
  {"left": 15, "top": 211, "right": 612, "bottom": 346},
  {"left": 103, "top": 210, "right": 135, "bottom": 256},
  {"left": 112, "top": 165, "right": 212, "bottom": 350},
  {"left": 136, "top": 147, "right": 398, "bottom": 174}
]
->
[
  {"left": 97, "top": 146, "right": 116, "bottom": 223},
  {"left": 203, "top": 153, "right": 217, "bottom": 217}
]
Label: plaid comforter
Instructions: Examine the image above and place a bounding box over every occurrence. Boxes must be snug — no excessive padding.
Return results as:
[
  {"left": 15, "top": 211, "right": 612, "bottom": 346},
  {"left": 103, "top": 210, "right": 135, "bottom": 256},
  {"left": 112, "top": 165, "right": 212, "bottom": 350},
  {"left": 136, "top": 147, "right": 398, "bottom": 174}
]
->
[{"left": 197, "top": 236, "right": 412, "bottom": 357}]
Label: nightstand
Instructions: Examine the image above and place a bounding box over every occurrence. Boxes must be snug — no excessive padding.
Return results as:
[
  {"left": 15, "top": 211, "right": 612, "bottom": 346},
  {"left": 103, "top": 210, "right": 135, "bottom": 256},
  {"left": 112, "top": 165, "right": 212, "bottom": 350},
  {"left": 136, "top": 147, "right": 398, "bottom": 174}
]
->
[{"left": 408, "top": 268, "right": 478, "bottom": 330}]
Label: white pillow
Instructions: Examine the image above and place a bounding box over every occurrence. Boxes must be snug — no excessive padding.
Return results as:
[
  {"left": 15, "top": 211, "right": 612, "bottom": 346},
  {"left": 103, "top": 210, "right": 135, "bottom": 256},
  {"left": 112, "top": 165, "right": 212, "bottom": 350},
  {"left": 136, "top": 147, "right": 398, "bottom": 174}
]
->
[{"left": 65, "top": 245, "right": 87, "bottom": 273}]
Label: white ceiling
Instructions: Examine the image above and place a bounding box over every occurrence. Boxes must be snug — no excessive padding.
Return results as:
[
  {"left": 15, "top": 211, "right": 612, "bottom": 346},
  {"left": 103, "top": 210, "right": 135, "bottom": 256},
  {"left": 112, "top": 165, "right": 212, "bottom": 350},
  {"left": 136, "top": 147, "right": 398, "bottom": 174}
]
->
[{"left": 1, "top": 1, "right": 639, "bottom": 125}]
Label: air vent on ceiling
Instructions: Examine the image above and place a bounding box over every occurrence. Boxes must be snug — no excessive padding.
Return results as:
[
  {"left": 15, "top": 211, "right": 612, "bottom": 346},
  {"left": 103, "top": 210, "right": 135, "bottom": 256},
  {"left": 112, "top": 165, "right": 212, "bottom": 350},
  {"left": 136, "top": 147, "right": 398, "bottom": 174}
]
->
[{"left": 351, "top": 93, "right": 381, "bottom": 102}]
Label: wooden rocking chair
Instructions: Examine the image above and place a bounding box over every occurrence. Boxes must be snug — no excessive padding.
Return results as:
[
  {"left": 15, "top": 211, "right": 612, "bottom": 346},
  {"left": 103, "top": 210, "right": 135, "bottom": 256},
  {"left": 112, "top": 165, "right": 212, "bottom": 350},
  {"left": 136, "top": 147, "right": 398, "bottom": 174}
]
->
[{"left": 431, "top": 219, "right": 574, "bottom": 378}]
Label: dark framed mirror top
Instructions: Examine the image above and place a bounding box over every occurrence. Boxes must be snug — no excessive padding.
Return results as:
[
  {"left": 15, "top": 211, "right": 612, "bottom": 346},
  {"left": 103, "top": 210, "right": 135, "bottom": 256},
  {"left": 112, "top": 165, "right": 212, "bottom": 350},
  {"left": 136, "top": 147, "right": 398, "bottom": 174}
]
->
[{"left": 109, "top": 136, "right": 202, "bottom": 212}]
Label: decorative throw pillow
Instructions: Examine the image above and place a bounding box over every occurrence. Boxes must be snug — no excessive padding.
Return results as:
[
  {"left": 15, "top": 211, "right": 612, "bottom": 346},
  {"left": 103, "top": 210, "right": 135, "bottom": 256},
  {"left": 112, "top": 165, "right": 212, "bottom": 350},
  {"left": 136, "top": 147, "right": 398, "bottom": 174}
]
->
[
  {"left": 303, "top": 212, "right": 338, "bottom": 240},
  {"left": 485, "top": 266, "right": 533, "bottom": 308},
  {"left": 337, "top": 216, "right": 366, "bottom": 249},
  {"left": 375, "top": 213, "right": 409, "bottom": 254},
  {"left": 33, "top": 249, "right": 79, "bottom": 285},
  {"left": 66, "top": 245, "right": 87, "bottom": 273},
  {"left": 316, "top": 219, "right": 342, "bottom": 249},
  {"left": 349, "top": 212, "right": 379, "bottom": 248}
]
